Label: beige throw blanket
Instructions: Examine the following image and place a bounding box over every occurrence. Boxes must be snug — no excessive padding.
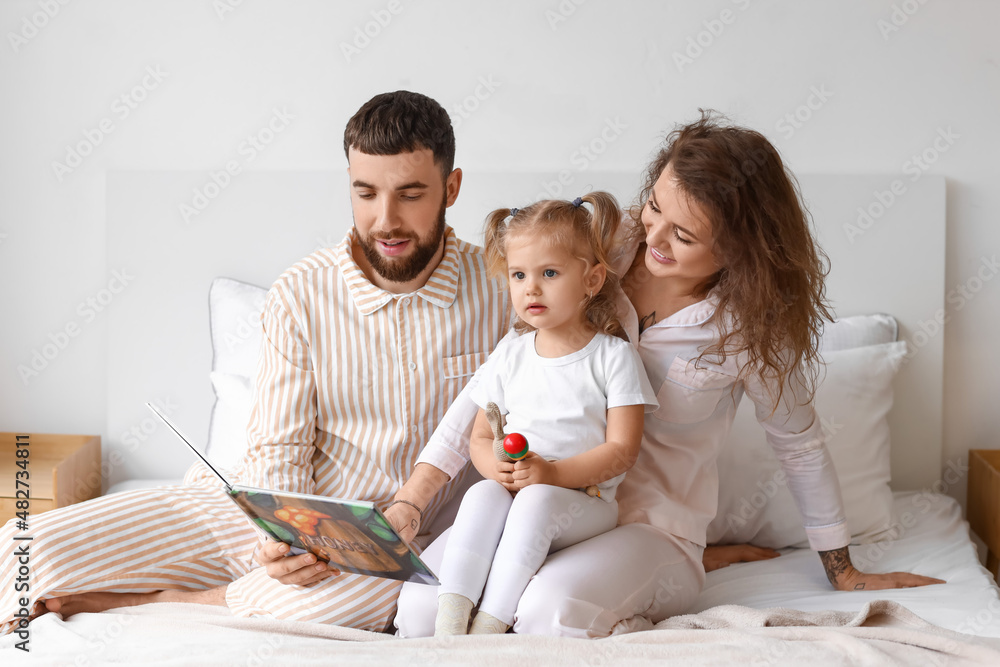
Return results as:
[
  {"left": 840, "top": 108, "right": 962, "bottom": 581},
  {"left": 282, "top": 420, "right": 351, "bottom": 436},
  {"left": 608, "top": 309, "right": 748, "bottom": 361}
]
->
[{"left": 3, "top": 600, "right": 999, "bottom": 666}]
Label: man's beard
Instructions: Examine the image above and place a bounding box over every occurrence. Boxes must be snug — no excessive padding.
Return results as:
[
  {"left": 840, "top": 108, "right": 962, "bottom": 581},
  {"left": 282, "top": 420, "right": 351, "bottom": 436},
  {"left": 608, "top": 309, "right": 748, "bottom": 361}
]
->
[{"left": 357, "top": 197, "right": 447, "bottom": 285}]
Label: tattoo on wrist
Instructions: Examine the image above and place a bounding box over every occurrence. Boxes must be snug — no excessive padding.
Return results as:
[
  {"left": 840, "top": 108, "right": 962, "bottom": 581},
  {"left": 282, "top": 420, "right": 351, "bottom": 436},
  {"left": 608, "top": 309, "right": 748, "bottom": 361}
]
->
[{"left": 818, "top": 546, "right": 853, "bottom": 586}]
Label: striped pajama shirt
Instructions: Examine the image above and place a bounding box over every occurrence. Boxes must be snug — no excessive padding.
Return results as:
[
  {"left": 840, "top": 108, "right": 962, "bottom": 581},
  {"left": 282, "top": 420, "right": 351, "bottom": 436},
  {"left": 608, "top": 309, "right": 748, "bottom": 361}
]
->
[{"left": 1, "top": 226, "right": 509, "bottom": 633}]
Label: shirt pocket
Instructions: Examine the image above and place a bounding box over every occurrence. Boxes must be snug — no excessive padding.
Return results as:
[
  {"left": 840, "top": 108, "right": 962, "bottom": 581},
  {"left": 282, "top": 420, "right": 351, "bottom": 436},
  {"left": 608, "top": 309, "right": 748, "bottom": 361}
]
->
[
  {"left": 442, "top": 352, "right": 488, "bottom": 380},
  {"left": 652, "top": 356, "right": 733, "bottom": 424}
]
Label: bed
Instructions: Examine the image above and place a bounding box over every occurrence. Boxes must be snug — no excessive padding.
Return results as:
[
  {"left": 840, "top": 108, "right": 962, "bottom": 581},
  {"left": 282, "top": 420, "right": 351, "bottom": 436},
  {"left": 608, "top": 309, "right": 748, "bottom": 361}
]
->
[{"left": 4, "top": 171, "right": 1000, "bottom": 665}]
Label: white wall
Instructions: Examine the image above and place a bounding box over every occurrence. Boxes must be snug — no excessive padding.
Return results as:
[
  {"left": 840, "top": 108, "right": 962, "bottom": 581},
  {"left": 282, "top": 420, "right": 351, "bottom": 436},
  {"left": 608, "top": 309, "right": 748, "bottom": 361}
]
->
[{"left": 2, "top": 1, "right": 997, "bottom": 506}]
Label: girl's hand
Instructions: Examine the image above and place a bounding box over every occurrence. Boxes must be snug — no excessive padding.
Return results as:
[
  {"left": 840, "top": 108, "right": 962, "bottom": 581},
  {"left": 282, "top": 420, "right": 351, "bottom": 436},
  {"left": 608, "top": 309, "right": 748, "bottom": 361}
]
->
[
  {"left": 511, "top": 452, "right": 558, "bottom": 489},
  {"left": 491, "top": 458, "right": 518, "bottom": 492}
]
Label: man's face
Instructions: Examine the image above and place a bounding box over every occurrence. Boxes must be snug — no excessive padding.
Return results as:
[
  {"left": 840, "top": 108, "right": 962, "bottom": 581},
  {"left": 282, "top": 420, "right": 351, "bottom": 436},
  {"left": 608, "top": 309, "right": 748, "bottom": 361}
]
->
[{"left": 347, "top": 148, "right": 461, "bottom": 289}]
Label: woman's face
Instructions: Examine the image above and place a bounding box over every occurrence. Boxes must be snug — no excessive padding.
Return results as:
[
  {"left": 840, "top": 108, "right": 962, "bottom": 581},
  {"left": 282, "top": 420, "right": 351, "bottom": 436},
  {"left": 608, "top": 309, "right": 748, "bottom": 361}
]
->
[{"left": 640, "top": 167, "right": 720, "bottom": 287}]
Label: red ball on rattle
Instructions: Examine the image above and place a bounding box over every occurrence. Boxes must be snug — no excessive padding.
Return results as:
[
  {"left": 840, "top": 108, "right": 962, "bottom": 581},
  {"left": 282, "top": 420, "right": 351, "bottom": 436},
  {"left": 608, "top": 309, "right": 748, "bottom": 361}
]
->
[{"left": 502, "top": 433, "right": 529, "bottom": 460}]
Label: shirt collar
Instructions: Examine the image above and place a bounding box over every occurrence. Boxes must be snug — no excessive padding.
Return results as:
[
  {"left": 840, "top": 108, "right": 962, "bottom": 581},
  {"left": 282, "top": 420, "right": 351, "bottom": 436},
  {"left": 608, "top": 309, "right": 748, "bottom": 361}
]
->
[{"left": 335, "top": 226, "right": 461, "bottom": 315}]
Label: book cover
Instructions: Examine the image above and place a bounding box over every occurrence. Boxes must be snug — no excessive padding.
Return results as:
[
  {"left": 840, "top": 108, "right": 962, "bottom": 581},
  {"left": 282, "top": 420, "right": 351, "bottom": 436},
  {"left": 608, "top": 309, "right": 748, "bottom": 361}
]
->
[{"left": 230, "top": 487, "right": 439, "bottom": 586}]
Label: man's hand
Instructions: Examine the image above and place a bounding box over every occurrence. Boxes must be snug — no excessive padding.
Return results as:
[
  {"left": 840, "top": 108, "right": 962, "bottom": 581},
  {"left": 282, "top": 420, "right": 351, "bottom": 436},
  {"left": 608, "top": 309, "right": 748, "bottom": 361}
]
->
[
  {"left": 511, "top": 452, "right": 558, "bottom": 489},
  {"left": 703, "top": 544, "right": 781, "bottom": 572},
  {"left": 818, "top": 546, "right": 945, "bottom": 590},
  {"left": 256, "top": 540, "right": 339, "bottom": 586},
  {"left": 383, "top": 501, "right": 421, "bottom": 545}
]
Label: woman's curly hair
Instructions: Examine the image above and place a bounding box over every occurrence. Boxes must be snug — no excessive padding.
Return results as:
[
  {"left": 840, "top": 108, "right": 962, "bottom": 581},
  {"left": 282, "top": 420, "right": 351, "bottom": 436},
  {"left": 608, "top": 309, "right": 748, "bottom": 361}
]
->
[{"left": 632, "top": 110, "right": 834, "bottom": 408}]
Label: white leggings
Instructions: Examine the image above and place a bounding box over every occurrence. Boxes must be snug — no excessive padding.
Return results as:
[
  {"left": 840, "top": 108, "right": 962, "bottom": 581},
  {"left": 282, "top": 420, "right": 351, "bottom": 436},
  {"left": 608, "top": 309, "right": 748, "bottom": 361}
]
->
[
  {"left": 397, "top": 516, "right": 706, "bottom": 638},
  {"left": 437, "top": 480, "right": 618, "bottom": 626}
]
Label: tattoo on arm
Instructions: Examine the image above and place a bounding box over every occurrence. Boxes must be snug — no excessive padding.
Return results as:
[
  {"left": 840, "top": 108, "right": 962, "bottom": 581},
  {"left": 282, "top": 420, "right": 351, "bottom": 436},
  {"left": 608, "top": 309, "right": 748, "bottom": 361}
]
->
[
  {"left": 638, "top": 312, "right": 655, "bottom": 334},
  {"left": 818, "top": 546, "right": 864, "bottom": 589}
]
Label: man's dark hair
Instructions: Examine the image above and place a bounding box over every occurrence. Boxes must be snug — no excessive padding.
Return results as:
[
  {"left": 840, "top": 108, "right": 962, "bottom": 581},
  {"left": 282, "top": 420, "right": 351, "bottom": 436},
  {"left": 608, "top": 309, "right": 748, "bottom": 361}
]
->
[{"left": 343, "top": 91, "right": 455, "bottom": 178}]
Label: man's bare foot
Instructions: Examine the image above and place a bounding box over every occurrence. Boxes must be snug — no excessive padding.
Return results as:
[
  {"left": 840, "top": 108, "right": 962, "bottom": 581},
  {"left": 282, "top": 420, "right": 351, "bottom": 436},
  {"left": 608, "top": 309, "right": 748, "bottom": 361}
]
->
[{"left": 42, "top": 586, "right": 227, "bottom": 619}]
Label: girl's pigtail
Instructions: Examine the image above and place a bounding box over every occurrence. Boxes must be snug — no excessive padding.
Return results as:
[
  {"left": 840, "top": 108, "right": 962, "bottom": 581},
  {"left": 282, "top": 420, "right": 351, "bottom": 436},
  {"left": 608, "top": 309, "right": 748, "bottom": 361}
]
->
[
  {"left": 483, "top": 208, "right": 513, "bottom": 279},
  {"left": 579, "top": 191, "right": 628, "bottom": 341},
  {"left": 581, "top": 191, "right": 622, "bottom": 278}
]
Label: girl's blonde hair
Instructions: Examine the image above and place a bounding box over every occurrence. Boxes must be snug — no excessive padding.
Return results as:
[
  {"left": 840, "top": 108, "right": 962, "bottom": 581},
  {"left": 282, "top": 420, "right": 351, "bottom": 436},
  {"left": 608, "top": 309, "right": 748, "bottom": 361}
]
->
[{"left": 483, "top": 191, "right": 627, "bottom": 340}]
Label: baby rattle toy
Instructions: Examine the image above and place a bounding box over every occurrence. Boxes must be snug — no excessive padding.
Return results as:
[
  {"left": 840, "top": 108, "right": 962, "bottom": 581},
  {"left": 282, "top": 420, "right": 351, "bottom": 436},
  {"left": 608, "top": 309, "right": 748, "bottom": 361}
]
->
[
  {"left": 484, "top": 402, "right": 600, "bottom": 497},
  {"left": 485, "top": 402, "right": 526, "bottom": 462}
]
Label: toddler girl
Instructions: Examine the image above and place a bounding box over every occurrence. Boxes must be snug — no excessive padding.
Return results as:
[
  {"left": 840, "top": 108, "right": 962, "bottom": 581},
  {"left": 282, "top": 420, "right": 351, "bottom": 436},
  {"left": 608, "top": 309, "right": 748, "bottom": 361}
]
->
[{"left": 433, "top": 192, "right": 657, "bottom": 635}]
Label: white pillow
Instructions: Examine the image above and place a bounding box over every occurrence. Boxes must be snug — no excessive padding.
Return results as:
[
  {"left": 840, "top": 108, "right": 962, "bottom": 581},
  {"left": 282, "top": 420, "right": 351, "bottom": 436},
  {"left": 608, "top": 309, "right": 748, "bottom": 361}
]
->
[
  {"left": 707, "top": 338, "right": 906, "bottom": 549},
  {"left": 820, "top": 313, "right": 897, "bottom": 353},
  {"left": 207, "top": 277, "right": 267, "bottom": 464},
  {"left": 207, "top": 371, "right": 254, "bottom": 471}
]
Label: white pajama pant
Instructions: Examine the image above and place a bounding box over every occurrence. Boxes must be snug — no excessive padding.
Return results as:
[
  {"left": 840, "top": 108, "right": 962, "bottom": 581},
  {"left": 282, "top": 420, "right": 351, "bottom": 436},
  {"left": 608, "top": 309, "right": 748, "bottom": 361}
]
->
[
  {"left": 434, "top": 480, "right": 616, "bottom": 627},
  {"left": 397, "top": 513, "right": 706, "bottom": 638}
]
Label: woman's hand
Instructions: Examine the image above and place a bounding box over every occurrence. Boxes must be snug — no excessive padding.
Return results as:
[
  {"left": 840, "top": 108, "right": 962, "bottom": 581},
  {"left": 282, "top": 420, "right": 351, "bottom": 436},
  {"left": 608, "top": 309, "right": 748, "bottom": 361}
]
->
[
  {"left": 511, "top": 451, "right": 558, "bottom": 489},
  {"left": 703, "top": 544, "right": 781, "bottom": 572},
  {"left": 819, "top": 546, "right": 945, "bottom": 590},
  {"left": 256, "top": 539, "right": 340, "bottom": 586}
]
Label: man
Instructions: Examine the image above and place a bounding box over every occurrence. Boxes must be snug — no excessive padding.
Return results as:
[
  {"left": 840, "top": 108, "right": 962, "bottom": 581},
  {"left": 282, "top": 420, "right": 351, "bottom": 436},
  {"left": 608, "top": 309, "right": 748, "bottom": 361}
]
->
[{"left": 0, "top": 91, "right": 509, "bottom": 633}]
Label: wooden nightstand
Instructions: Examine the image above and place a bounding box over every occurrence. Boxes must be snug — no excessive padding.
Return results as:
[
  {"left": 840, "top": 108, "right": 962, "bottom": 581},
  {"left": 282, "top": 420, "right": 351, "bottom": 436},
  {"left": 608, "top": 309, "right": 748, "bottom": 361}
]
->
[
  {"left": 968, "top": 449, "right": 1000, "bottom": 581},
  {"left": 0, "top": 433, "right": 102, "bottom": 524}
]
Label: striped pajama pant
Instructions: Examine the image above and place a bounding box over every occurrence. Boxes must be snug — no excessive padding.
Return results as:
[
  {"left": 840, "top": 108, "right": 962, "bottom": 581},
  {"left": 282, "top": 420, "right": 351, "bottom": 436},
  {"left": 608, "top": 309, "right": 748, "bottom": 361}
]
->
[{"left": 0, "top": 465, "right": 402, "bottom": 635}]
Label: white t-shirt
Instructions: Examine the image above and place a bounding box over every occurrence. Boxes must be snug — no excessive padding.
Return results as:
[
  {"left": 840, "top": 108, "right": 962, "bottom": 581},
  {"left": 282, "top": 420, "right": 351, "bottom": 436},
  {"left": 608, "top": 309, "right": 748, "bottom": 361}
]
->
[{"left": 469, "top": 330, "right": 658, "bottom": 502}]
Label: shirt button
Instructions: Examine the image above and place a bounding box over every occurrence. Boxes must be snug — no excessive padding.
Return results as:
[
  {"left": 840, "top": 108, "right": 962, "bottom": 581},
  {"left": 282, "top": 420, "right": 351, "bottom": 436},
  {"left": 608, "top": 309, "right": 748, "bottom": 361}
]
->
[
  {"left": 411, "top": 425, "right": 418, "bottom": 433},
  {"left": 408, "top": 362, "right": 417, "bottom": 371},
  {"left": 401, "top": 298, "right": 410, "bottom": 306}
]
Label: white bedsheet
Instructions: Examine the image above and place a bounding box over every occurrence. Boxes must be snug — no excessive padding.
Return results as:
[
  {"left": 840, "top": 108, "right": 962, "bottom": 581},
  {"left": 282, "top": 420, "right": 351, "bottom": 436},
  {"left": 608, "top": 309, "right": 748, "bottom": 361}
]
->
[
  {"left": 692, "top": 491, "right": 1000, "bottom": 637},
  {"left": 3, "top": 492, "right": 998, "bottom": 666}
]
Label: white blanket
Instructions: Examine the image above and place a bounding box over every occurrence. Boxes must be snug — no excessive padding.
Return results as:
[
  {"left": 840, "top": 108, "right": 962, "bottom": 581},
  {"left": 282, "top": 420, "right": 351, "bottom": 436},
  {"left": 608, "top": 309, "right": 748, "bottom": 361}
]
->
[{"left": 3, "top": 600, "right": 1000, "bottom": 666}]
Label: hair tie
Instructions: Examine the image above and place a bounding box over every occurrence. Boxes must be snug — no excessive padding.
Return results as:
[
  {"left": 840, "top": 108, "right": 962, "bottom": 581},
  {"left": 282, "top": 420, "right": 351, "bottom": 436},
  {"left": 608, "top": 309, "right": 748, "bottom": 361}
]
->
[
  {"left": 509, "top": 207, "right": 519, "bottom": 218},
  {"left": 571, "top": 197, "right": 583, "bottom": 207}
]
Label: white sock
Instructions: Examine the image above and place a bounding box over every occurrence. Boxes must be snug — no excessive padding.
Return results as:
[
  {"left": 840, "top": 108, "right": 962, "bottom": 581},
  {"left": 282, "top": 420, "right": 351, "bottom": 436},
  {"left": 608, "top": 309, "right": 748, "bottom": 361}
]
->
[
  {"left": 434, "top": 593, "right": 474, "bottom": 636},
  {"left": 468, "top": 610, "right": 510, "bottom": 635}
]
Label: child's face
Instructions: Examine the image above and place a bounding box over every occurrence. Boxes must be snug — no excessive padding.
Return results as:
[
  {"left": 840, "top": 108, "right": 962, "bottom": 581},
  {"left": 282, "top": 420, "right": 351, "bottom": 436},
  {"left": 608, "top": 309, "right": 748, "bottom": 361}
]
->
[{"left": 505, "top": 232, "right": 604, "bottom": 338}]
